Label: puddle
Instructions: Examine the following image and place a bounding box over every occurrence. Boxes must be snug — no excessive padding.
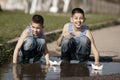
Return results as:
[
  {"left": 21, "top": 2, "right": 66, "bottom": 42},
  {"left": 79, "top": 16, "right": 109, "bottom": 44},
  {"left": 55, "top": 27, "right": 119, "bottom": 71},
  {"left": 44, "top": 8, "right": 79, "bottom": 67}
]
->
[
  {"left": 90, "top": 62, "right": 120, "bottom": 76},
  {"left": 0, "top": 57, "right": 120, "bottom": 80}
]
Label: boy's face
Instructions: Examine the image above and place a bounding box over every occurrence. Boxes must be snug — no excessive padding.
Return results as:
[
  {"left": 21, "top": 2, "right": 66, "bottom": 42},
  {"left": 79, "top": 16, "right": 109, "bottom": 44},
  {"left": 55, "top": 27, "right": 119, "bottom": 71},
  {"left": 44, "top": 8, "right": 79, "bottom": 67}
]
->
[
  {"left": 31, "top": 22, "right": 42, "bottom": 36},
  {"left": 70, "top": 13, "right": 85, "bottom": 28}
]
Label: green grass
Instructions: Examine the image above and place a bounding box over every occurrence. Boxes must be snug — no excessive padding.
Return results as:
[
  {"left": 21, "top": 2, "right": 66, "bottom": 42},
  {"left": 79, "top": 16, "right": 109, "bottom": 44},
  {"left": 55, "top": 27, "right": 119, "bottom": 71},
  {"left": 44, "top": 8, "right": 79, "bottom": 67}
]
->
[
  {"left": 0, "top": 44, "right": 14, "bottom": 65},
  {"left": 0, "top": 10, "right": 120, "bottom": 43}
]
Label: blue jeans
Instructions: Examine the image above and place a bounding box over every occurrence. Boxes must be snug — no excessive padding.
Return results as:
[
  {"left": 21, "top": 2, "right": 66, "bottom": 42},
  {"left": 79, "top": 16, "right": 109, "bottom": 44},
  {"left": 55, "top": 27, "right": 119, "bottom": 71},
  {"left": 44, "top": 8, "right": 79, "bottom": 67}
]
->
[
  {"left": 19, "top": 36, "right": 45, "bottom": 63},
  {"left": 61, "top": 36, "right": 91, "bottom": 62}
]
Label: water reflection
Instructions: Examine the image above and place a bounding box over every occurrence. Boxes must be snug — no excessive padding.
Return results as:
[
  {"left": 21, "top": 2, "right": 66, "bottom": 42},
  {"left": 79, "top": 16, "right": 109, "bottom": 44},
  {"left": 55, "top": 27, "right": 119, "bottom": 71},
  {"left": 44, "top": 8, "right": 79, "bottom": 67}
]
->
[
  {"left": 4, "top": 61, "right": 120, "bottom": 80},
  {"left": 90, "top": 69, "right": 103, "bottom": 76},
  {"left": 12, "top": 63, "right": 91, "bottom": 80},
  {"left": 12, "top": 64, "right": 48, "bottom": 80},
  {"left": 60, "top": 63, "right": 89, "bottom": 77}
]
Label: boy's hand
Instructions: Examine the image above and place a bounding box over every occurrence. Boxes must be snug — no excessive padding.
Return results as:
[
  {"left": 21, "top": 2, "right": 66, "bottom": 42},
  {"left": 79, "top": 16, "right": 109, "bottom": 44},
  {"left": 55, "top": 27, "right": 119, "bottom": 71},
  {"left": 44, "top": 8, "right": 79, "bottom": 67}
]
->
[
  {"left": 94, "top": 62, "right": 101, "bottom": 66},
  {"left": 46, "top": 61, "right": 50, "bottom": 67},
  {"left": 63, "top": 32, "right": 72, "bottom": 39}
]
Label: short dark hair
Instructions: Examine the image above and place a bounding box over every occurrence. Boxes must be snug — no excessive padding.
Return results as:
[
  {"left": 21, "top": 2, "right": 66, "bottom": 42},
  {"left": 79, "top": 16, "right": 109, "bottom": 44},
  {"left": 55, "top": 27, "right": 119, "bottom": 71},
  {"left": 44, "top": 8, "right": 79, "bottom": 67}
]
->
[
  {"left": 32, "top": 14, "right": 44, "bottom": 25},
  {"left": 72, "top": 8, "right": 85, "bottom": 17}
]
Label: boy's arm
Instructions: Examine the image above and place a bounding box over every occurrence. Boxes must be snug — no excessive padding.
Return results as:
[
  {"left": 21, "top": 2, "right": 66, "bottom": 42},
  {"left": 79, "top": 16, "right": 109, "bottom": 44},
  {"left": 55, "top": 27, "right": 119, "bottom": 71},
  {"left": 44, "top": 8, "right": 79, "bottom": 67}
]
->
[
  {"left": 44, "top": 43, "right": 50, "bottom": 65},
  {"left": 86, "top": 30, "right": 100, "bottom": 65},
  {"left": 57, "top": 34, "right": 63, "bottom": 46},
  {"left": 13, "top": 29, "right": 28, "bottom": 64},
  {"left": 57, "top": 23, "right": 69, "bottom": 46}
]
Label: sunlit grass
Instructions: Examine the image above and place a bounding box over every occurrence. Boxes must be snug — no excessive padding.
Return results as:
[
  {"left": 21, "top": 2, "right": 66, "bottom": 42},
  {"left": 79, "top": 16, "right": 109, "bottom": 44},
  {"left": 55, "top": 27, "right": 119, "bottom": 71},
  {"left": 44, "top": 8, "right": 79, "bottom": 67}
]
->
[{"left": 0, "top": 10, "right": 120, "bottom": 43}]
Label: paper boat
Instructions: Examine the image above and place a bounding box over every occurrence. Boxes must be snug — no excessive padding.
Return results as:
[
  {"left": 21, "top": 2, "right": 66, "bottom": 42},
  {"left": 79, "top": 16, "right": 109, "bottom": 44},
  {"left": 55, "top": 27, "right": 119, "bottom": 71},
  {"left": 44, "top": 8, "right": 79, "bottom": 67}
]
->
[{"left": 49, "top": 60, "right": 62, "bottom": 66}]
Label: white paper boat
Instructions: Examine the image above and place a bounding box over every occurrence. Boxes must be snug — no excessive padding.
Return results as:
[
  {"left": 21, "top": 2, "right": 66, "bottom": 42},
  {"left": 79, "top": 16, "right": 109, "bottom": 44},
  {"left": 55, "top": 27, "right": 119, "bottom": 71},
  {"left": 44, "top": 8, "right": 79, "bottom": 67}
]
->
[
  {"left": 49, "top": 60, "right": 62, "bottom": 66},
  {"left": 91, "top": 63, "right": 103, "bottom": 70}
]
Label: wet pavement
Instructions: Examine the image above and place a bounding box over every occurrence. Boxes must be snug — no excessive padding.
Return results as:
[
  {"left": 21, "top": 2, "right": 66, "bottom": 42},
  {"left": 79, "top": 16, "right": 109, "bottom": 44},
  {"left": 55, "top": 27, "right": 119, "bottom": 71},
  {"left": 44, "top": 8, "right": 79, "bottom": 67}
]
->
[{"left": 92, "top": 25, "right": 120, "bottom": 61}]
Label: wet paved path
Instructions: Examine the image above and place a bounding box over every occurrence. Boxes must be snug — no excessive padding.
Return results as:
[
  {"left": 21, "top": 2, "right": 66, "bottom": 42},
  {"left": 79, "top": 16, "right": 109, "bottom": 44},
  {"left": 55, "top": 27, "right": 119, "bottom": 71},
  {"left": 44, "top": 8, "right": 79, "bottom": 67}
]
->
[
  {"left": 92, "top": 25, "right": 120, "bottom": 60},
  {"left": 92, "top": 25, "right": 120, "bottom": 59},
  {"left": 47, "top": 25, "right": 120, "bottom": 60}
]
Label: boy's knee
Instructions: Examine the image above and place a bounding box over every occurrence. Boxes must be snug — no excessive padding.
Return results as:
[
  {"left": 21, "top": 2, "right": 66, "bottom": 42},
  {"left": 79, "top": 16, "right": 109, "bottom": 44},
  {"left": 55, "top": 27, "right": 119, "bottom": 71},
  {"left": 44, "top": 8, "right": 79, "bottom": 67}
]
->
[
  {"left": 37, "top": 39, "right": 45, "bottom": 46},
  {"left": 36, "top": 39, "right": 45, "bottom": 52},
  {"left": 79, "top": 36, "right": 91, "bottom": 46},
  {"left": 61, "top": 37, "right": 70, "bottom": 45},
  {"left": 23, "top": 37, "right": 35, "bottom": 51}
]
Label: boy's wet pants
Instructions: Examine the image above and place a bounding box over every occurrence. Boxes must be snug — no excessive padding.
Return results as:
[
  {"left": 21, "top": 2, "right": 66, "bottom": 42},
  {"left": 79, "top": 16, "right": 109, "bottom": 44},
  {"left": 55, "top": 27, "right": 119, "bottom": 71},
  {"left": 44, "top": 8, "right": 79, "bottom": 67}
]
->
[
  {"left": 61, "top": 36, "right": 91, "bottom": 62},
  {"left": 19, "top": 36, "right": 45, "bottom": 63}
]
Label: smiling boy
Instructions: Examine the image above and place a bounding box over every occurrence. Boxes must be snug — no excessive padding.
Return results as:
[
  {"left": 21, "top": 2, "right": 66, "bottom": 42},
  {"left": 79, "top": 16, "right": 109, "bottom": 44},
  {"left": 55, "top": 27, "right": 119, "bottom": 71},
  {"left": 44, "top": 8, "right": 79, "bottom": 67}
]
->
[{"left": 57, "top": 8, "right": 100, "bottom": 66}]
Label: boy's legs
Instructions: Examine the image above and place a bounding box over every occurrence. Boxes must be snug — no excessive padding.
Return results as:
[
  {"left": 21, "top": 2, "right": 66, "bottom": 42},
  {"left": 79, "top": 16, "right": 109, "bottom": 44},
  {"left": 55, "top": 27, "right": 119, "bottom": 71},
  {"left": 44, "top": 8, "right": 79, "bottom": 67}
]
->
[
  {"left": 33, "top": 38, "right": 45, "bottom": 62},
  {"left": 61, "top": 37, "right": 76, "bottom": 62},
  {"left": 76, "top": 36, "right": 91, "bottom": 62},
  {"left": 20, "top": 37, "right": 45, "bottom": 63},
  {"left": 20, "top": 36, "right": 36, "bottom": 63}
]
